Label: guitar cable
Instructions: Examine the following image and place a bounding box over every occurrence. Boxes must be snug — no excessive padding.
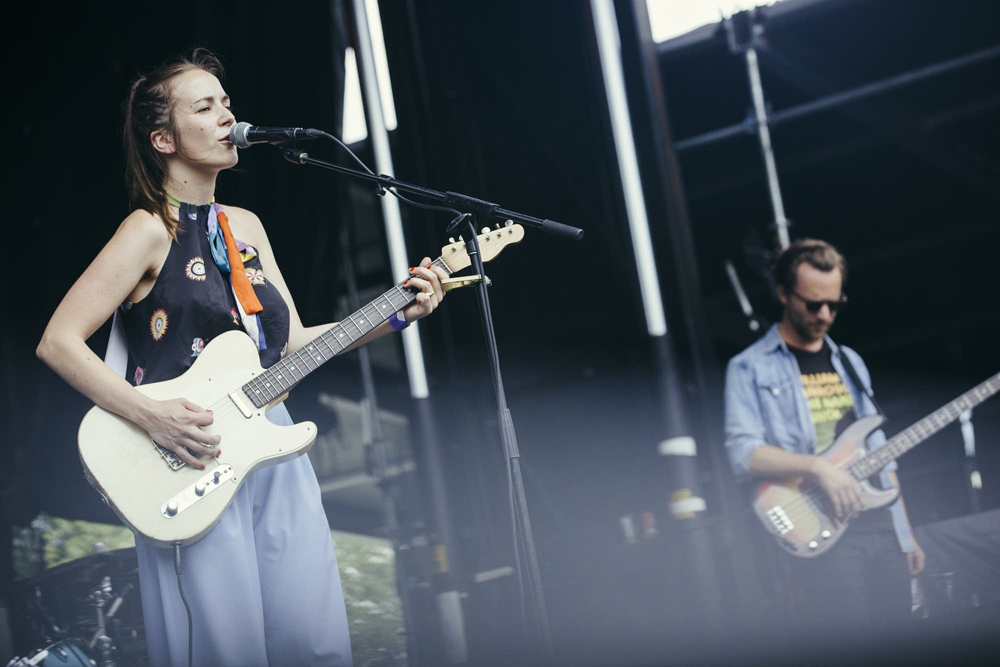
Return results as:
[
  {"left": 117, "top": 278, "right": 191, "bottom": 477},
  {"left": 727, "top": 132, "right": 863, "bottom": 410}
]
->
[{"left": 174, "top": 544, "right": 194, "bottom": 667}]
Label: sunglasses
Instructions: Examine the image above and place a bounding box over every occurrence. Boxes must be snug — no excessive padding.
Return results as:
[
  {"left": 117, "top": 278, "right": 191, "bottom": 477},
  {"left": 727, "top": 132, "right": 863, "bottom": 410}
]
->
[{"left": 791, "top": 290, "right": 848, "bottom": 313}]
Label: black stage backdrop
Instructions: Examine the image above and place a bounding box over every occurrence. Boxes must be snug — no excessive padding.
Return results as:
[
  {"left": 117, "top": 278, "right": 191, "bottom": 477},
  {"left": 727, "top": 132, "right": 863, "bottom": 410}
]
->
[
  {"left": 3, "top": 0, "right": 349, "bottom": 526},
  {"left": 3, "top": 1, "right": 1000, "bottom": 663}
]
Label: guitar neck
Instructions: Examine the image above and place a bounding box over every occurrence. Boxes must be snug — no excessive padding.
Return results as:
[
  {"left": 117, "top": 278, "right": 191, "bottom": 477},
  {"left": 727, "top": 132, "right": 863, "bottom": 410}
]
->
[
  {"left": 850, "top": 370, "right": 1000, "bottom": 480},
  {"left": 239, "top": 257, "right": 453, "bottom": 409}
]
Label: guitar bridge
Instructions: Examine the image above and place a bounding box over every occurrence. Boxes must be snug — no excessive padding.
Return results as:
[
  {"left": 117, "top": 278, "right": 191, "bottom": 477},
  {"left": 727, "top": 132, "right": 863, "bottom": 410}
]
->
[
  {"left": 767, "top": 506, "right": 794, "bottom": 535},
  {"left": 153, "top": 441, "right": 187, "bottom": 470}
]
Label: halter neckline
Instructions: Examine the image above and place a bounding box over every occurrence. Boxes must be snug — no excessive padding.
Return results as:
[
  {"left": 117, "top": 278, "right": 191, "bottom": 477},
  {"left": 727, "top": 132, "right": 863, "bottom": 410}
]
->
[{"left": 166, "top": 193, "right": 215, "bottom": 208}]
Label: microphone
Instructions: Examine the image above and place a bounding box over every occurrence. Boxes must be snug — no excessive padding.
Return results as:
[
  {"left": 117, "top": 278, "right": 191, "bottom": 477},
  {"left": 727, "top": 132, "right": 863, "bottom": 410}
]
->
[{"left": 229, "top": 122, "right": 324, "bottom": 148}]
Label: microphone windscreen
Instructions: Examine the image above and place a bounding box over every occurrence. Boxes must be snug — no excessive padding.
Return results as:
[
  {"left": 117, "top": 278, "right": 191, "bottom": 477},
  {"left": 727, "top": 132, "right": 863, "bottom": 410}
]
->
[{"left": 229, "top": 122, "right": 253, "bottom": 149}]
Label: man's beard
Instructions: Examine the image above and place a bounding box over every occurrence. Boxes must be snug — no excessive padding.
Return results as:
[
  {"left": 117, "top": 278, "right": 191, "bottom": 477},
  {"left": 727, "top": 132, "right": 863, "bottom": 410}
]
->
[{"left": 791, "top": 311, "right": 831, "bottom": 342}]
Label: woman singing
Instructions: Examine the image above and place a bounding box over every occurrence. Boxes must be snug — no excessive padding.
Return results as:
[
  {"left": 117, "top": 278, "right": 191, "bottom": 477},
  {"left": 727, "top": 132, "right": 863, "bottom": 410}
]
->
[{"left": 36, "top": 47, "right": 447, "bottom": 666}]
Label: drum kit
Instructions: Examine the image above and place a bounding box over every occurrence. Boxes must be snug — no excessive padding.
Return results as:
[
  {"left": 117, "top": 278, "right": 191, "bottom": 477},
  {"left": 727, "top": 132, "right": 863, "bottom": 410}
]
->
[{"left": 4, "top": 547, "right": 146, "bottom": 667}]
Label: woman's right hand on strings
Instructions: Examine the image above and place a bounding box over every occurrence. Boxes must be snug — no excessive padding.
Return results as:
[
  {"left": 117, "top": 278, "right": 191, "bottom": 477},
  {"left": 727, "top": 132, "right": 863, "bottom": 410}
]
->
[{"left": 135, "top": 398, "right": 222, "bottom": 469}]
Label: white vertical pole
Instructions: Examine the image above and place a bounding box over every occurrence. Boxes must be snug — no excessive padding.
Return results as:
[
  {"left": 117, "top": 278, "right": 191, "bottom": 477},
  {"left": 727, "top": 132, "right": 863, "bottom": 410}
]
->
[
  {"left": 352, "top": 2, "right": 468, "bottom": 662},
  {"left": 352, "top": 0, "right": 429, "bottom": 398},
  {"left": 591, "top": 0, "right": 668, "bottom": 337}
]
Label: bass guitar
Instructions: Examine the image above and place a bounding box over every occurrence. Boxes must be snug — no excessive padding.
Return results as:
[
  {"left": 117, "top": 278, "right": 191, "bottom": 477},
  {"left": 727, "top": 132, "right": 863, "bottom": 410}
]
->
[
  {"left": 78, "top": 225, "right": 524, "bottom": 547},
  {"left": 754, "top": 370, "right": 1000, "bottom": 557}
]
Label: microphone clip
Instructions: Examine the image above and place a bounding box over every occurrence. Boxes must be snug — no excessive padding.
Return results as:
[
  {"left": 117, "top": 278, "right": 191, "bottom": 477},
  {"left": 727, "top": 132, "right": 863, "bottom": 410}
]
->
[{"left": 282, "top": 144, "right": 309, "bottom": 165}]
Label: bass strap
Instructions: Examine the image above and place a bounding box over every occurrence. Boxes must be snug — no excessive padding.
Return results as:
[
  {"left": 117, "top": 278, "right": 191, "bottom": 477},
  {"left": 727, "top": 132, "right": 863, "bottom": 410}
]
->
[{"left": 835, "top": 342, "right": 887, "bottom": 421}]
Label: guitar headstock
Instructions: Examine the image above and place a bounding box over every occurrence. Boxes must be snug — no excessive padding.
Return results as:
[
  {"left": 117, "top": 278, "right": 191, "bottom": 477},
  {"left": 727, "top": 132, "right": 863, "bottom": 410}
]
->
[{"left": 440, "top": 223, "right": 525, "bottom": 273}]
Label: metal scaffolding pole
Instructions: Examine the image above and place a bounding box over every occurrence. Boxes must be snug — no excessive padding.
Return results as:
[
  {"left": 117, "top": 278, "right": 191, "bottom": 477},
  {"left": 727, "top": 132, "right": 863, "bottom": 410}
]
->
[
  {"left": 675, "top": 44, "right": 1000, "bottom": 152},
  {"left": 725, "top": 13, "right": 791, "bottom": 250},
  {"left": 350, "top": 0, "right": 467, "bottom": 663},
  {"left": 744, "top": 44, "right": 790, "bottom": 250},
  {"left": 592, "top": 0, "right": 720, "bottom": 629}
]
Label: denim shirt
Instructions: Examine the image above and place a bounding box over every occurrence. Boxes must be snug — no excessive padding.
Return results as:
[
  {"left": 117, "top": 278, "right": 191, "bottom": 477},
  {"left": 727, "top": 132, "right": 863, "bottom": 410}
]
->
[{"left": 723, "top": 324, "right": 913, "bottom": 552}]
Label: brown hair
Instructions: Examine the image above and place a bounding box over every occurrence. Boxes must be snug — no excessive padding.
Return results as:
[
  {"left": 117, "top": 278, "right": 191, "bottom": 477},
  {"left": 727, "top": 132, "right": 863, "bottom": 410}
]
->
[
  {"left": 123, "top": 47, "right": 225, "bottom": 238},
  {"left": 773, "top": 238, "right": 848, "bottom": 290}
]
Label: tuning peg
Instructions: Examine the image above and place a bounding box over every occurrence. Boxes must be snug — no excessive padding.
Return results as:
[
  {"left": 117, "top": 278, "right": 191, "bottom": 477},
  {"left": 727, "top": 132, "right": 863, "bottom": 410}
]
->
[
  {"left": 458, "top": 235, "right": 464, "bottom": 241},
  {"left": 505, "top": 220, "right": 513, "bottom": 227},
  {"left": 481, "top": 227, "right": 490, "bottom": 234},
  {"left": 449, "top": 237, "right": 455, "bottom": 243},
  {"left": 495, "top": 223, "right": 501, "bottom": 229}
]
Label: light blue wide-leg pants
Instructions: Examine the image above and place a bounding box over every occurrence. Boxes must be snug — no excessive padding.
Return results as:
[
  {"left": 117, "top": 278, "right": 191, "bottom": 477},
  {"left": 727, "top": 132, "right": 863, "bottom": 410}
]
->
[{"left": 134, "top": 403, "right": 353, "bottom": 667}]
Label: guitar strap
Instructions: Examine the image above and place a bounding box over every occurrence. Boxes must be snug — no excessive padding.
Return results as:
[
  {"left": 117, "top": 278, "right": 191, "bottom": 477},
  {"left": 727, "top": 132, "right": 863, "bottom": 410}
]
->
[{"left": 835, "top": 342, "right": 887, "bottom": 420}]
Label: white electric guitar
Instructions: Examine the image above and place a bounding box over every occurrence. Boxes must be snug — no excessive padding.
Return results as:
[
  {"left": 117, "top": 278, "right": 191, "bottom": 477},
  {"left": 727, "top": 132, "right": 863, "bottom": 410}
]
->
[{"left": 78, "top": 224, "right": 524, "bottom": 547}]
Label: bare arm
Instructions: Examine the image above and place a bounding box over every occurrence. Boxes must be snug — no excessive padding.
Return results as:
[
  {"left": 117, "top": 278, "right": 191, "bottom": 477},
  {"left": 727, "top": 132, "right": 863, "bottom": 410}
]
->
[
  {"left": 748, "top": 443, "right": 821, "bottom": 478},
  {"left": 235, "top": 208, "right": 447, "bottom": 355},
  {"left": 36, "top": 211, "right": 221, "bottom": 468}
]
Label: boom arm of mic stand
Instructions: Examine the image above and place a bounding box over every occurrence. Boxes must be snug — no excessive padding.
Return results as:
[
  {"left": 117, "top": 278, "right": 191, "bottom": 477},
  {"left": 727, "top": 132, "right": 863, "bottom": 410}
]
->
[{"left": 281, "top": 147, "right": 584, "bottom": 241}]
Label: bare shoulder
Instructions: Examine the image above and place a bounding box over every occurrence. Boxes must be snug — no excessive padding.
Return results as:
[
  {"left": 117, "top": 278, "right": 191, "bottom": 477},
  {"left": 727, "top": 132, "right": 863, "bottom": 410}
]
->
[
  {"left": 218, "top": 204, "right": 267, "bottom": 247},
  {"left": 116, "top": 208, "right": 171, "bottom": 247},
  {"left": 111, "top": 209, "right": 172, "bottom": 270}
]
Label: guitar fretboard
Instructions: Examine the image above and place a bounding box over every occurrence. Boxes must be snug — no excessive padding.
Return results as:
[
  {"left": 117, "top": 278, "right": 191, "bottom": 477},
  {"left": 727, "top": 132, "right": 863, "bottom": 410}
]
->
[
  {"left": 240, "top": 257, "right": 452, "bottom": 409},
  {"left": 849, "top": 371, "right": 1000, "bottom": 480}
]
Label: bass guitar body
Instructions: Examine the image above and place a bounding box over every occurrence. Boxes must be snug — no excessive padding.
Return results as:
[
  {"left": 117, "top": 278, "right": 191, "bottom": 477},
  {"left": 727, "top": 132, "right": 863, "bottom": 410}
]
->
[
  {"left": 78, "top": 331, "right": 316, "bottom": 548},
  {"left": 752, "top": 415, "right": 899, "bottom": 558}
]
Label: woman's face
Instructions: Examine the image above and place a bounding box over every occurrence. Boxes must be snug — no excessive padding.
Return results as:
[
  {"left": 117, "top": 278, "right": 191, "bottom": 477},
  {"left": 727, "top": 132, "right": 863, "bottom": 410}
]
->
[{"left": 159, "top": 68, "right": 238, "bottom": 170}]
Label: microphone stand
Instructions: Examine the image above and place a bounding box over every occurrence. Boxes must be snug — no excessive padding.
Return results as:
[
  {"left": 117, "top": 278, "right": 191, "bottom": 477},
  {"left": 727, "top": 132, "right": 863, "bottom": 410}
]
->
[
  {"left": 279, "top": 143, "right": 583, "bottom": 658},
  {"left": 281, "top": 146, "right": 584, "bottom": 242}
]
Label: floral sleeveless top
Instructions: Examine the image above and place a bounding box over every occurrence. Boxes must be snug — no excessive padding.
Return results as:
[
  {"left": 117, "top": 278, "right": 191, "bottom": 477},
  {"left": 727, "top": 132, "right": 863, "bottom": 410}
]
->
[{"left": 120, "top": 202, "right": 290, "bottom": 386}]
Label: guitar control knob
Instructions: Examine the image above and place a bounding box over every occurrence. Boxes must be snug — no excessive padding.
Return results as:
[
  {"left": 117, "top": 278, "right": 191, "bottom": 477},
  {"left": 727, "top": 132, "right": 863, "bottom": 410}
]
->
[
  {"left": 808, "top": 540, "right": 819, "bottom": 550},
  {"left": 820, "top": 530, "right": 832, "bottom": 540},
  {"left": 214, "top": 471, "right": 222, "bottom": 484},
  {"left": 165, "top": 501, "right": 178, "bottom": 517},
  {"left": 195, "top": 482, "right": 206, "bottom": 496}
]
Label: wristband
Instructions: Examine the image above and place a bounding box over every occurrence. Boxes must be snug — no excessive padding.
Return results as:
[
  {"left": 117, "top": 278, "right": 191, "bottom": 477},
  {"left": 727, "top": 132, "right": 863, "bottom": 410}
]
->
[{"left": 388, "top": 310, "right": 409, "bottom": 332}]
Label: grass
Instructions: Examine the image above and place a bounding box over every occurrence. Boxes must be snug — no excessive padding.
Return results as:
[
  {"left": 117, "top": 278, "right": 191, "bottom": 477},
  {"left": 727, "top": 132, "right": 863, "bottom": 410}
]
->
[{"left": 13, "top": 516, "right": 408, "bottom": 666}]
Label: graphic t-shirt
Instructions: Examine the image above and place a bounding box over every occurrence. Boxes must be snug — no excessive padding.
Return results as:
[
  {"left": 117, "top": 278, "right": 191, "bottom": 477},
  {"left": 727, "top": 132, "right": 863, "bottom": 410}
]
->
[{"left": 789, "top": 342, "right": 855, "bottom": 455}]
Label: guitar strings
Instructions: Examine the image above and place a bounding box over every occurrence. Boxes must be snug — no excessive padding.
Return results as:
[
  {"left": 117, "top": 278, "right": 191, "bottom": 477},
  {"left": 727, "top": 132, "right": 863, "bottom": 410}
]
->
[
  {"left": 168, "top": 255, "right": 461, "bottom": 462},
  {"left": 763, "top": 478, "right": 866, "bottom": 532},
  {"left": 763, "top": 374, "right": 1000, "bottom": 538}
]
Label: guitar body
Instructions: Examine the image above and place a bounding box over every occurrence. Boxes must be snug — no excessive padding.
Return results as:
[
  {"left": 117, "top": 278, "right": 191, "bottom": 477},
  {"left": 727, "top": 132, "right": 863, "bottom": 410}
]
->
[
  {"left": 752, "top": 415, "right": 900, "bottom": 558},
  {"left": 75, "top": 227, "right": 526, "bottom": 547},
  {"left": 78, "top": 331, "right": 316, "bottom": 547}
]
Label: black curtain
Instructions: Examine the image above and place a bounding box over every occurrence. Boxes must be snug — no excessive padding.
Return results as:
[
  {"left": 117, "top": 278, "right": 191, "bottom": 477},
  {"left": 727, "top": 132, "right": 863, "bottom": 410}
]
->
[{"left": 2, "top": 0, "right": 348, "bottom": 529}]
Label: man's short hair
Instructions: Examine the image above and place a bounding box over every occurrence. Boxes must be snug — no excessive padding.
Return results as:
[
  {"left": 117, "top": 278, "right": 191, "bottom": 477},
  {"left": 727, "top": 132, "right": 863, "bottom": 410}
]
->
[{"left": 773, "top": 238, "right": 848, "bottom": 290}]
